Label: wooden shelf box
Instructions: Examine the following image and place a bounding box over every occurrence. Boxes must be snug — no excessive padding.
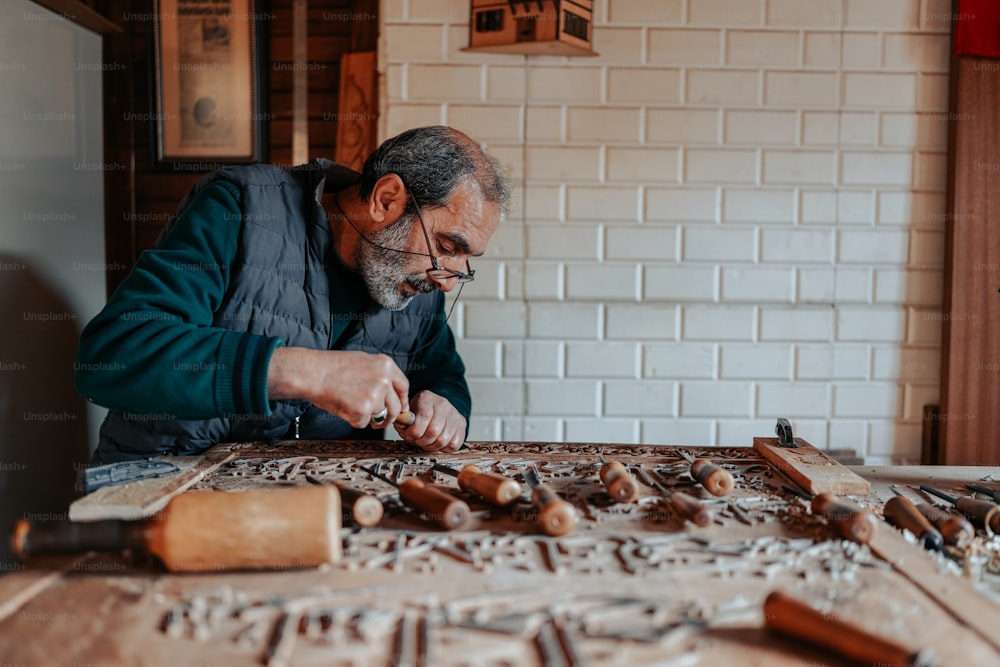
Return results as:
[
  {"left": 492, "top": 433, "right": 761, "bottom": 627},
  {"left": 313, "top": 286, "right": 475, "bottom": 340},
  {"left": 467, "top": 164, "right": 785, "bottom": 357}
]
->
[{"left": 463, "top": 0, "right": 597, "bottom": 57}]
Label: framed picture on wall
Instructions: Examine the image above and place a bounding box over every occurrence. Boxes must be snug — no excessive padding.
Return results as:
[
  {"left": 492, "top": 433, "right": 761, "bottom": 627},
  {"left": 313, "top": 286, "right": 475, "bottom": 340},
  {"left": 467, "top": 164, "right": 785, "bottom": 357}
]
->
[{"left": 152, "top": 0, "right": 265, "bottom": 167}]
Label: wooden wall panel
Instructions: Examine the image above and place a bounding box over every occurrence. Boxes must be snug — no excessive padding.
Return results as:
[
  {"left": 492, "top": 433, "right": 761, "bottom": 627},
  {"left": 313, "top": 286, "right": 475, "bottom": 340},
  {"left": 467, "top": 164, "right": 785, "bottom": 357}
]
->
[
  {"left": 102, "top": 0, "right": 369, "bottom": 295},
  {"left": 940, "top": 57, "right": 1000, "bottom": 465}
]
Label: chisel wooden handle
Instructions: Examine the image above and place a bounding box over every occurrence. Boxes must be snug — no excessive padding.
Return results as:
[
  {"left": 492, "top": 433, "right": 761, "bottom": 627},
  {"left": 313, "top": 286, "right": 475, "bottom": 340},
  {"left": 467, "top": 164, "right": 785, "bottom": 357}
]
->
[
  {"left": 955, "top": 497, "right": 1000, "bottom": 534},
  {"left": 531, "top": 485, "right": 578, "bottom": 537},
  {"left": 331, "top": 481, "right": 384, "bottom": 527},
  {"left": 396, "top": 410, "right": 416, "bottom": 426},
  {"left": 688, "top": 458, "right": 734, "bottom": 497},
  {"left": 914, "top": 502, "right": 974, "bottom": 547},
  {"left": 764, "top": 591, "right": 938, "bottom": 667},
  {"left": 599, "top": 461, "right": 639, "bottom": 504},
  {"left": 883, "top": 496, "right": 943, "bottom": 551},
  {"left": 811, "top": 493, "right": 877, "bottom": 544},
  {"left": 398, "top": 479, "right": 469, "bottom": 530},
  {"left": 13, "top": 486, "right": 342, "bottom": 572},
  {"left": 669, "top": 490, "right": 712, "bottom": 527},
  {"left": 456, "top": 465, "right": 522, "bottom": 506}
]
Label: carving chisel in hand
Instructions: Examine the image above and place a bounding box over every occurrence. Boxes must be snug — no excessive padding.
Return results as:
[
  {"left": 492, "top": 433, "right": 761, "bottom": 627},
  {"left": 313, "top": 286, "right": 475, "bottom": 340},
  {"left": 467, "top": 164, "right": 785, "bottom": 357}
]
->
[
  {"left": 361, "top": 465, "right": 469, "bottom": 530},
  {"left": 678, "top": 450, "right": 734, "bottom": 497},
  {"left": 524, "top": 465, "right": 578, "bottom": 537},
  {"left": 782, "top": 485, "right": 878, "bottom": 545},
  {"left": 431, "top": 463, "right": 522, "bottom": 506},
  {"left": 371, "top": 409, "right": 416, "bottom": 427}
]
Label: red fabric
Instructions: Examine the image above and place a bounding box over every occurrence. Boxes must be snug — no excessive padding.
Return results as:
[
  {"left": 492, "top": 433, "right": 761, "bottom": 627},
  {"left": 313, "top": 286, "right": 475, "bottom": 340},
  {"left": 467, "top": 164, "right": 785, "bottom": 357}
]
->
[{"left": 955, "top": 0, "right": 1000, "bottom": 58}]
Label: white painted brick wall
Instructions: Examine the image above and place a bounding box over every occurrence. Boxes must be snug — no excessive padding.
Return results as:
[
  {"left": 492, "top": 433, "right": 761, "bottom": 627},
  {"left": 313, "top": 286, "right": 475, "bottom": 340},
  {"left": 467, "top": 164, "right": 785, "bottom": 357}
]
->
[
  {"left": 380, "top": 0, "right": 948, "bottom": 462},
  {"left": 606, "top": 304, "right": 679, "bottom": 340}
]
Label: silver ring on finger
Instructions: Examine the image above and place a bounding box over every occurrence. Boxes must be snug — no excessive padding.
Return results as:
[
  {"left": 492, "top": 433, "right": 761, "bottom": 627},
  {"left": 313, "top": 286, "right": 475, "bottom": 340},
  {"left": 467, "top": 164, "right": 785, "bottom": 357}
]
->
[{"left": 370, "top": 407, "right": 388, "bottom": 426}]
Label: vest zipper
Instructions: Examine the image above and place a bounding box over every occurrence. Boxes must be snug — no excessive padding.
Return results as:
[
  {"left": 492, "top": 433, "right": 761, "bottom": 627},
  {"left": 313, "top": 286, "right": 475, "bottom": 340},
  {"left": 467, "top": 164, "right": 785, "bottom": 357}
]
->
[{"left": 294, "top": 415, "right": 301, "bottom": 439}]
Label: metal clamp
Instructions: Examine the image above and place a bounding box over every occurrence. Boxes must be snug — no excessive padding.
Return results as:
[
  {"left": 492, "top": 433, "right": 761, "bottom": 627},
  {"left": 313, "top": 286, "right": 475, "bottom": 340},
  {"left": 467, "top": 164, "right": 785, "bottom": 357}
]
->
[{"left": 775, "top": 417, "right": 797, "bottom": 448}]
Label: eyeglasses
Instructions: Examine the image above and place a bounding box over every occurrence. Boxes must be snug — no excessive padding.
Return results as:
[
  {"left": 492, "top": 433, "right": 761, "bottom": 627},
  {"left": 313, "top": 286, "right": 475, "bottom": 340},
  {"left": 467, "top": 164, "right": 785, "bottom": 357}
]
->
[
  {"left": 408, "top": 191, "right": 476, "bottom": 283},
  {"left": 333, "top": 183, "right": 477, "bottom": 284}
]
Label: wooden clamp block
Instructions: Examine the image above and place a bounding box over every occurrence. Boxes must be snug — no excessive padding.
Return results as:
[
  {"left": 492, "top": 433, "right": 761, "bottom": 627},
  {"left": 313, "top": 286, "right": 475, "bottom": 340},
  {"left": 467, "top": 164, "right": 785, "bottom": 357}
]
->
[
  {"left": 70, "top": 445, "right": 237, "bottom": 521},
  {"left": 753, "top": 436, "right": 871, "bottom": 496}
]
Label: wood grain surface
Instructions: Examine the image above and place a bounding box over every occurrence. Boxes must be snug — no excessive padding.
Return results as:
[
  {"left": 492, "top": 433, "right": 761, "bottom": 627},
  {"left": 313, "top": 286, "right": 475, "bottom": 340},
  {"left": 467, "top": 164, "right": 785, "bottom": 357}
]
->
[{"left": 4, "top": 440, "right": 1000, "bottom": 667}]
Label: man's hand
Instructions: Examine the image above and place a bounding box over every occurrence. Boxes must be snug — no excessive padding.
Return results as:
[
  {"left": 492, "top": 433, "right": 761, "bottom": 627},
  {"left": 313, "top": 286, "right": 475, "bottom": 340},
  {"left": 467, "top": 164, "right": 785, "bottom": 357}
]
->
[
  {"left": 394, "top": 390, "right": 466, "bottom": 453},
  {"left": 267, "top": 347, "right": 409, "bottom": 429}
]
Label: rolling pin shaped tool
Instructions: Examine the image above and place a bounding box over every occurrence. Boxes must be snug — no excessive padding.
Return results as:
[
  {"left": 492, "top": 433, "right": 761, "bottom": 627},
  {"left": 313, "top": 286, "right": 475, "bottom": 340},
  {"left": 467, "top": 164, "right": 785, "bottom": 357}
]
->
[
  {"left": 431, "top": 463, "right": 522, "bottom": 506},
  {"left": 524, "top": 465, "right": 578, "bottom": 537},
  {"left": 11, "top": 485, "right": 342, "bottom": 572},
  {"left": 598, "top": 458, "right": 640, "bottom": 503},
  {"left": 782, "top": 484, "right": 878, "bottom": 545},
  {"left": 306, "top": 474, "right": 383, "bottom": 528},
  {"left": 764, "top": 591, "right": 939, "bottom": 667},
  {"left": 361, "top": 465, "right": 469, "bottom": 530},
  {"left": 677, "top": 450, "right": 735, "bottom": 497},
  {"left": 882, "top": 488, "right": 943, "bottom": 551},
  {"left": 920, "top": 485, "right": 1000, "bottom": 535}
]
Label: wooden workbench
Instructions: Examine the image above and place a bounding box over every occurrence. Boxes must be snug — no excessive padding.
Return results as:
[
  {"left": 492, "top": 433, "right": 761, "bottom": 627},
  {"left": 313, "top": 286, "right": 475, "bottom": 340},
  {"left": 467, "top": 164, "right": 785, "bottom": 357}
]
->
[{"left": 2, "top": 439, "right": 1000, "bottom": 666}]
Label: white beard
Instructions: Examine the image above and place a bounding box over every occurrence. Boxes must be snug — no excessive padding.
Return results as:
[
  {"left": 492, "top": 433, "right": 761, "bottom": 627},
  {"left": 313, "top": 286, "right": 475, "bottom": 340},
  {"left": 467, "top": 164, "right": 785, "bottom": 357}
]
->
[{"left": 357, "top": 214, "right": 436, "bottom": 310}]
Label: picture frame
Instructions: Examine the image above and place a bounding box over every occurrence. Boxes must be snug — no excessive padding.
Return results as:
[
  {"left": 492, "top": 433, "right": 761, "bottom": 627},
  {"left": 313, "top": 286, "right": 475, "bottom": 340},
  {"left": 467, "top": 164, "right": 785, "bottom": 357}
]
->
[{"left": 151, "top": 0, "right": 265, "bottom": 167}]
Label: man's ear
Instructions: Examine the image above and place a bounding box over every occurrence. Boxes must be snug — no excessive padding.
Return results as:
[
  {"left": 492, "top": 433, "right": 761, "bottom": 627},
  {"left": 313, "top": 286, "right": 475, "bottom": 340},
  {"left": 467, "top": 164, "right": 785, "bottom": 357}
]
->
[{"left": 368, "top": 173, "right": 408, "bottom": 226}]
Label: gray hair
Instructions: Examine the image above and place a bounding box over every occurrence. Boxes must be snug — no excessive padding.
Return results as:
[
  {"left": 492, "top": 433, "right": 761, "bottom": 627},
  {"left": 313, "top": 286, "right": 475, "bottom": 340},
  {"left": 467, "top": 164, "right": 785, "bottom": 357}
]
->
[{"left": 358, "top": 126, "right": 510, "bottom": 216}]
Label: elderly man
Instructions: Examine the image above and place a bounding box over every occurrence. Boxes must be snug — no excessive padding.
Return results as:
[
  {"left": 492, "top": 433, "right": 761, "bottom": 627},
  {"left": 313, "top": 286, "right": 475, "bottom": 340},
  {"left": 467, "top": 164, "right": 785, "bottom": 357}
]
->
[{"left": 76, "top": 126, "right": 508, "bottom": 463}]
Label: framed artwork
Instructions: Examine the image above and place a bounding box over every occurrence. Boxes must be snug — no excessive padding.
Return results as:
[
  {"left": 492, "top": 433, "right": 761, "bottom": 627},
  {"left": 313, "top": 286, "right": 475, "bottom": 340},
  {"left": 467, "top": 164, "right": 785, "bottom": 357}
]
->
[{"left": 152, "top": 0, "right": 265, "bottom": 166}]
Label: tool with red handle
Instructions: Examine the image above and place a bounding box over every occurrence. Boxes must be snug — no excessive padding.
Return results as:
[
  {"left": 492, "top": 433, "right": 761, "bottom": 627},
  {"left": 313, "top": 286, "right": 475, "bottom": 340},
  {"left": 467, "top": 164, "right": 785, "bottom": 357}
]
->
[
  {"left": 764, "top": 591, "right": 939, "bottom": 667},
  {"left": 782, "top": 484, "right": 878, "bottom": 545},
  {"left": 598, "top": 459, "right": 640, "bottom": 504},
  {"left": 650, "top": 470, "right": 713, "bottom": 527},
  {"left": 432, "top": 463, "right": 522, "bottom": 507},
  {"left": 678, "top": 450, "right": 735, "bottom": 497},
  {"left": 361, "top": 465, "right": 469, "bottom": 530},
  {"left": 882, "top": 489, "right": 943, "bottom": 551},
  {"left": 920, "top": 485, "right": 1000, "bottom": 535},
  {"left": 524, "top": 465, "right": 578, "bottom": 537}
]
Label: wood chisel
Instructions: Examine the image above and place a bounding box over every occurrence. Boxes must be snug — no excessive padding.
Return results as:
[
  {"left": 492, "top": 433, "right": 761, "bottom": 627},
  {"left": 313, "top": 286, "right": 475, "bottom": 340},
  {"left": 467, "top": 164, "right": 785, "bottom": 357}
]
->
[
  {"left": 306, "top": 475, "right": 383, "bottom": 527},
  {"left": 598, "top": 459, "right": 640, "bottom": 503},
  {"left": 650, "top": 470, "right": 713, "bottom": 527},
  {"left": 782, "top": 484, "right": 878, "bottom": 545},
  {"left": 764, "top": 591, "right": 939, "bottom": 667},
  {"left": 360, "top": 465, "right": 469, "bottom": 530},
  {"left": 882, "top": 490, "right": 943, "bottom": 551},
  {"left": 431, "top": 463, "right": 522, "bottom": 506},
  {"left": 524, "top": 465, "right": 578, "bottom": 537},
  {"left": 901, "top": 486, "right": 974, "bottom": 547},
  {"left": 678, "top": 450, "right": 734, "bottom": 497},
  {"left": 920, "top": 485, "right": 1000, "bottom": 534}
]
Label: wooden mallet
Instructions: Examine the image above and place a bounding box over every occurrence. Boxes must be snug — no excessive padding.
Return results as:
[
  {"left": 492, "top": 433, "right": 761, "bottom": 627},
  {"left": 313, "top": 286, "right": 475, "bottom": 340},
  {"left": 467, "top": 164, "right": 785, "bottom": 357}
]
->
[{"left": 11, "top": 485, "right": 342, "bottom": 572}]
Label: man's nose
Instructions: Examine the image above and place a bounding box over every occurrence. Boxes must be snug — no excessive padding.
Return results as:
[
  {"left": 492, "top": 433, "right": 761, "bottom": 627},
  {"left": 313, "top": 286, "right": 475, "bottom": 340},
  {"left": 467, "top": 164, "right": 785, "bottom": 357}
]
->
[{"left": 428, "top": 274, "right": 459, "bottom": 292}]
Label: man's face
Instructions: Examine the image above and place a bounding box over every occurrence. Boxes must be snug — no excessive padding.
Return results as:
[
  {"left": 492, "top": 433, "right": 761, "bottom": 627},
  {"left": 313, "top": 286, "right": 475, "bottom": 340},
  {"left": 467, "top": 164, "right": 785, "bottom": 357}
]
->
[{"left": 358, "top": 180, "right": 502, "bottom": 311}]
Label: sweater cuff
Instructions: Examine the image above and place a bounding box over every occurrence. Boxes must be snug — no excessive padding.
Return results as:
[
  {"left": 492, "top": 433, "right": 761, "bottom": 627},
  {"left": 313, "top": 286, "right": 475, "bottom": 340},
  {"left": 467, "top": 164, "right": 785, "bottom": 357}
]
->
[{"left": 215, "top": 332, "right": 285, "bottom": 418}]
